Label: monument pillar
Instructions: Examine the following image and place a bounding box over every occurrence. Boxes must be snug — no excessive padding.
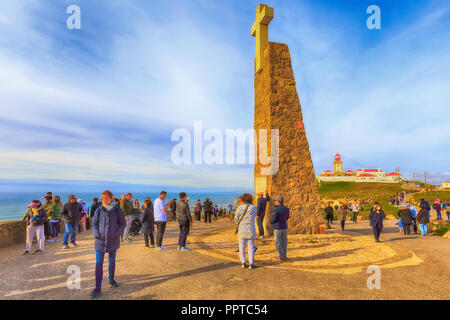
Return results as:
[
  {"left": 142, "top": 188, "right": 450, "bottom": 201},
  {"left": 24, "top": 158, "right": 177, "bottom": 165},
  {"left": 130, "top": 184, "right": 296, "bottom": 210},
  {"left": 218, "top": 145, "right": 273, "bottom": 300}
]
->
[{"left": 253, "top": 4, "right": 323, "bottom": 235}]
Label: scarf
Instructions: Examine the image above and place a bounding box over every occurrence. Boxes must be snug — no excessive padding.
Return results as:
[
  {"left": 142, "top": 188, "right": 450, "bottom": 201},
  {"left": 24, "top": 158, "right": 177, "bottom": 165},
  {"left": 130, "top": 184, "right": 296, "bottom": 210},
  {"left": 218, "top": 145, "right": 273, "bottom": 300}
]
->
[{"left": 102, "top": 201, "right": 116, "bottom": 211}]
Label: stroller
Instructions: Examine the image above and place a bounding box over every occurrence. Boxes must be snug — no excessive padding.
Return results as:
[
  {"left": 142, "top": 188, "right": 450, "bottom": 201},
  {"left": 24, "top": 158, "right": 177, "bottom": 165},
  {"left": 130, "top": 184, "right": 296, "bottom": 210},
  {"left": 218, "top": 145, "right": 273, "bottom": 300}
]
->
[{"left": 129, "top": 218, "right": 142, "bottom": 236}]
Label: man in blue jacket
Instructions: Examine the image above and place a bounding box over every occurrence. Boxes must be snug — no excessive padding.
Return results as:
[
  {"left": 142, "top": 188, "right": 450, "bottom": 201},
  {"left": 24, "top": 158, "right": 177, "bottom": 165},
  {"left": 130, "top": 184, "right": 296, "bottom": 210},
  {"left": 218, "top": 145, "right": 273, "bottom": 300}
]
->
[
  {"left": 91, "top": 190, "right": 126, "bottom": 298},
  {"left": 270, "top": 196, "right": 290, "bottom": 261}
]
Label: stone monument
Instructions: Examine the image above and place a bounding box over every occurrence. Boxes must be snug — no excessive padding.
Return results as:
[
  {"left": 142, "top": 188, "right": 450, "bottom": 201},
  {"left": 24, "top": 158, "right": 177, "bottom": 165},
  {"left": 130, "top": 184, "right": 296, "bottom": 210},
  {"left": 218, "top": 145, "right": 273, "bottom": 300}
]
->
[{"left": 252, "top": 3, "right": 323, "bottom": 235}]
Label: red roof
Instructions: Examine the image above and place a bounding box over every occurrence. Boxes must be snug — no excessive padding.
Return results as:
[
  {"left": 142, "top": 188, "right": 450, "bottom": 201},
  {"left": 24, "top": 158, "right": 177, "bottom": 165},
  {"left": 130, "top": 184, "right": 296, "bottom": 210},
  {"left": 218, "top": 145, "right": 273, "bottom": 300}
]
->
[
  {"left": 359, "top": 173, "right": 375, "bottom": 177},
  {"left": 346, "top": 170, "right": 354, "bottom": 172},
  {"left": 325, "top": 170, "right": 332, "bottom": 172},
  {"left": 364, "top": 169, "right": 381, "bottom": 172},
  {"left": 387, "top": 172, "right": 401, "bottom": 176}
]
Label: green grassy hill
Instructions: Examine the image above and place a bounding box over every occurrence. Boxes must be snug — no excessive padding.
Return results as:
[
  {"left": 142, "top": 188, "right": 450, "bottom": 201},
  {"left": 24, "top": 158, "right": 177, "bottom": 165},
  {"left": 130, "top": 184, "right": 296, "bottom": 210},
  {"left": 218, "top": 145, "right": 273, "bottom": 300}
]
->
[
  {"left": 318, "top": 182, "right": 404, "bottom": 201},
  {"left": 318, "top": 182, "right": 408, "bottom": 218},
  {"left": 410, "top": 190, "right": 450, "bottom": 205}
]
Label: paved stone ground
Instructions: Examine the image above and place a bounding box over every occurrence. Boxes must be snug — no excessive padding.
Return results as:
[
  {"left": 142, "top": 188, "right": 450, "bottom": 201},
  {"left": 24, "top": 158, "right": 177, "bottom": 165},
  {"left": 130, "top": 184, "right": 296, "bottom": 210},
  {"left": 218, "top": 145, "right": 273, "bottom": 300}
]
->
[{"left": 0, "top": 218, "right": 449, "bottom": 300}]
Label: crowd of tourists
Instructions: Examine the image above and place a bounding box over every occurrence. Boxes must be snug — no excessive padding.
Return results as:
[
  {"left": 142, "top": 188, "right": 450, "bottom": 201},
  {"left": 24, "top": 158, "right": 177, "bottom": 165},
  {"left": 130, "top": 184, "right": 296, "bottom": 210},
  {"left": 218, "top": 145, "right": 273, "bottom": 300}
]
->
[
  {"left": 390, "top": 192, "right": 408, "bottom": 206},
  {"left": 20, "top": 187, "right": 448, "bottom": 298},
  {"left": 323, "top": 196, "right": 449, "bottom": 243},
  {"left": 21, "top": 189, "right": 290, "bottom": 298}
]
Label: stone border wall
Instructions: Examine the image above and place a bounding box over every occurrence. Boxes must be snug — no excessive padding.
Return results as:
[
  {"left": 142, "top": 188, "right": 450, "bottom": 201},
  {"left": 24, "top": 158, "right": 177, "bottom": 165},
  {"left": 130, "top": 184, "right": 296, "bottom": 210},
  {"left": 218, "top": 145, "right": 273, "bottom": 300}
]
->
[{"left": 0, "top": 220, "right": 26, "bottom": 248}]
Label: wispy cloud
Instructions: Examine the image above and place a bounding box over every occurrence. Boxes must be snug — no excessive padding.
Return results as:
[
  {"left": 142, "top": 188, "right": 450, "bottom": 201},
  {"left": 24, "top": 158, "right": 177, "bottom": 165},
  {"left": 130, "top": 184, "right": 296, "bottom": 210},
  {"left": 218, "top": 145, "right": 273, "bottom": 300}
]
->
[{"left": 0, "top": 0, "right": 449, "bottom": 188}]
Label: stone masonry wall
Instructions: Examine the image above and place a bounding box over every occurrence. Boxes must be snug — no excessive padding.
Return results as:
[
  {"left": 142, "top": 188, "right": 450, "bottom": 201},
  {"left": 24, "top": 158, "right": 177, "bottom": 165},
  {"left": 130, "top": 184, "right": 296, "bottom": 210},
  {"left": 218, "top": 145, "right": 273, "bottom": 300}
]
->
[
  {"left": 0, "top": 220, "right": 26, "bottom": 248},
  {"left": 254, "top": 42, "right": 323, "bottom": 234}
]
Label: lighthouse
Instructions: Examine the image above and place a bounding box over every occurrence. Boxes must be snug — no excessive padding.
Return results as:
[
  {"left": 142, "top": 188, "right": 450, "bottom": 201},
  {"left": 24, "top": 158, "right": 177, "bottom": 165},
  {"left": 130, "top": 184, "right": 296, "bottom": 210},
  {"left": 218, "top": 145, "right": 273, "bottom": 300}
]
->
[{"left": 333, "top": 153, "right": 344, "bottom": 175}]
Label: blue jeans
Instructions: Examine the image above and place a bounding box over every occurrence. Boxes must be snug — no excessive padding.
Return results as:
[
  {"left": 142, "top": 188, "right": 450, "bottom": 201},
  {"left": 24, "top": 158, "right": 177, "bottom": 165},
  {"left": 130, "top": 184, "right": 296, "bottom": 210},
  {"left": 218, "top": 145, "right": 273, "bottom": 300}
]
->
[
  {"left": 274, "top": 229, "right": 288, "bottom": 259},
  {"left": 419, "top": 223, "right": 428, "bottom": 235},
  {"left": 436, "top": 211, "right": 442, "bottom": 220},
  {"left": 63, "top": 223, "right": 77, "bottom": 246},
  {"left": 95, "top": 250, "right": 117, "bottom": 289},
  {"left": 50, "top": 221, "right": 60, "bottom": 237}
]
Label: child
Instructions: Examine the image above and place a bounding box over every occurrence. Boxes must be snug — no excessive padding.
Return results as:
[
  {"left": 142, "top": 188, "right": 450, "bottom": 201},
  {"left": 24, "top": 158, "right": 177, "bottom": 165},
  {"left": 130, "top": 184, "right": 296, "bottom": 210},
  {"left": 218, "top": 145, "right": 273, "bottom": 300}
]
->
[{"left": 395, "top": 218, "right": 403, "bottom": 233}]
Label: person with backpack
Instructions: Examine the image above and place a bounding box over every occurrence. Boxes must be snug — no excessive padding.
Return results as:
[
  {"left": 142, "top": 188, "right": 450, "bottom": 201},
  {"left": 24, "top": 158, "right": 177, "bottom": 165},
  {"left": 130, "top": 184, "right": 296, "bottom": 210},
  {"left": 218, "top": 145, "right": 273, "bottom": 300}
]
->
[
  {"left": 91, "top": 190, "right": 126, "bottom": 298},
  {"left": 234, "top": 194, "right": 257, "bottom": 269},
  {"left": 176, "top": 192, "right": 193, "bottom": 251},
  {"left": 22, "top": 200, "right": 47, "bottom": 254},
  {"left": 369, "top": 202, "right": 385, "bottom": 242}
]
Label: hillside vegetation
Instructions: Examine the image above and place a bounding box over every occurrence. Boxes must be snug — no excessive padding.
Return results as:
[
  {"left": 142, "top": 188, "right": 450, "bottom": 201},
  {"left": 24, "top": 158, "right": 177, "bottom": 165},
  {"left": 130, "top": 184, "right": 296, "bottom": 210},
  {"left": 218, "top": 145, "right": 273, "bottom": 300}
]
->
[
  {"left": 319, "top": 182, "right": 404, "bottom": 202},
  {"left": 318, "top": 182, "right": 409, "bottom": 218},
  {"left": 410, "top": 190, "right": 450, "bottom": 205}
]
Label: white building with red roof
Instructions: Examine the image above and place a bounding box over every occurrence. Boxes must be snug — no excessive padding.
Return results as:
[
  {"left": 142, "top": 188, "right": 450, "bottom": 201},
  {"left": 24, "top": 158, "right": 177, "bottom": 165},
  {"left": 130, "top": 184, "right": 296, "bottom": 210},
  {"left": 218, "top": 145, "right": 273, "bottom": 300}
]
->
[
  {"left": 440, "top": 182, "right": 450, "bottom": 189},
  {"left": 318, "top": 153, "right": 404, "bottom": 183}
]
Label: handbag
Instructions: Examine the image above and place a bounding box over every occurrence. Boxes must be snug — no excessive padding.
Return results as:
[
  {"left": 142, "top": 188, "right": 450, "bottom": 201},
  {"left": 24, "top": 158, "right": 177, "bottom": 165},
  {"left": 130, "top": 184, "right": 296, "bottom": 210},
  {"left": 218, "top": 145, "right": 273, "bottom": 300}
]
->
[{"left": 233, "top": 204, "right": 250, "bottom": 234}]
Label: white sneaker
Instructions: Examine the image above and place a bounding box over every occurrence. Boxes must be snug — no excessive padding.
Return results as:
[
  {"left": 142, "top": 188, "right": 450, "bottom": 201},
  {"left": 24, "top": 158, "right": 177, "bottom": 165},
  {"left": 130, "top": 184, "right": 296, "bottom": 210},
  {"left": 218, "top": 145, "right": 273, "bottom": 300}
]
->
[{"left": 160, "top": 246, "right": 167, "bottom": 250}]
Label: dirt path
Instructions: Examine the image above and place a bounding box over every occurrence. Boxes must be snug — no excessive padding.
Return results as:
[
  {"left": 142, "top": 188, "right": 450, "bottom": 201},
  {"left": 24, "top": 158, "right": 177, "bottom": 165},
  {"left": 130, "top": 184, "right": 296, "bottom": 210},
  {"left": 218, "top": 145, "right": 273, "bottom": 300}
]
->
[{"left": 0, "top": 219, "right": 448, "bottom": 300}]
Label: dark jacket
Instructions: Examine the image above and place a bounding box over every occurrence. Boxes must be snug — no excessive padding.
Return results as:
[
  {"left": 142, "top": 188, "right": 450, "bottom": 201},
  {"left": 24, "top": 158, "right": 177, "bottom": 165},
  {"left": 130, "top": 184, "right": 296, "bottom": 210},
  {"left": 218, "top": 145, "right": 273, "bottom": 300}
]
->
[
  {"left": 92, "top": 202, "right": 126, "bottom": 253},
  {"left": 256, "top": 193, "right": 270, "bottom": 218},
  {"left": 120, "top": 198, "right": 134, "bottom": 217},
  {"left": 398, "top": 207, "right": 413, "bottom": 224},
  {"left": 337, "top": 207, "right": 347, "bottom": 221},
  {"left": 369, "top": 208, "right": 385, "bottom": 229},
  {"left": 325, "top": 205, "right": 334, "bottom": 218},
  {"left": 176, "top": 200, "right": 192, "bottom": 222},
  {"left": 141, "top": 205, "right": 155, "bottom": 234},
  {"left": 24, "top": 208, "right": 47, "bottom": 227},
  {"left": 195, "top": 202, "right": 202, "bottom": 213},
  {"left": 416, "top": 209, "right": 430, "bottom": 224},
  {"left": 170, "top": 201, "right": 177, "bottom": 214},
  {"left": 420, "top": 200, "right": 431, "bottom": 211},
  {"left": 270, "top": 204, "right": 290, "bottom": 230},
  {"left": 90, "top": 201, "right": 101, "bottom": 217},
  {"left": 62, "top": 202, "right": 83, "bottom": 225},
  {"left": 203, "top": 200, "right": 212, "bottom": 212}
]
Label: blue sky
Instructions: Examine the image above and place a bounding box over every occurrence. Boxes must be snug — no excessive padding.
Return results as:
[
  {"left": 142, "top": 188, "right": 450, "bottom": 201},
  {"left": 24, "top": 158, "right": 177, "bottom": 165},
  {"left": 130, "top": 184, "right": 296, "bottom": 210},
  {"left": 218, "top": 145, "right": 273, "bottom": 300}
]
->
[{"left": 0, "top": 0, "right": 449, "bottom": 189}]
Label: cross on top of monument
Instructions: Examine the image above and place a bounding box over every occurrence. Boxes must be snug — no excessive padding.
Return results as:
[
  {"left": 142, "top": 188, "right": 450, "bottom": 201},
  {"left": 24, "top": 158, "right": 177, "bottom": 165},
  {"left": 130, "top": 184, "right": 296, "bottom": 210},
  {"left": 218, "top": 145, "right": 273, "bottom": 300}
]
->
[{"left": 251, "top": 3, "right": 274, "bottom": 72}]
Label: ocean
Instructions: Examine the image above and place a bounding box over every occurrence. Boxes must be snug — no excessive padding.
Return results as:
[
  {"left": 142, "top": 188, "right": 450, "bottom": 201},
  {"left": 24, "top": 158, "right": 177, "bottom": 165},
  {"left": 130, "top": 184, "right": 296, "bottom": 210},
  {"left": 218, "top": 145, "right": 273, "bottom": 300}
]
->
[{"left": 0, "top": 191, "right": 242, "bottom": 222}]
